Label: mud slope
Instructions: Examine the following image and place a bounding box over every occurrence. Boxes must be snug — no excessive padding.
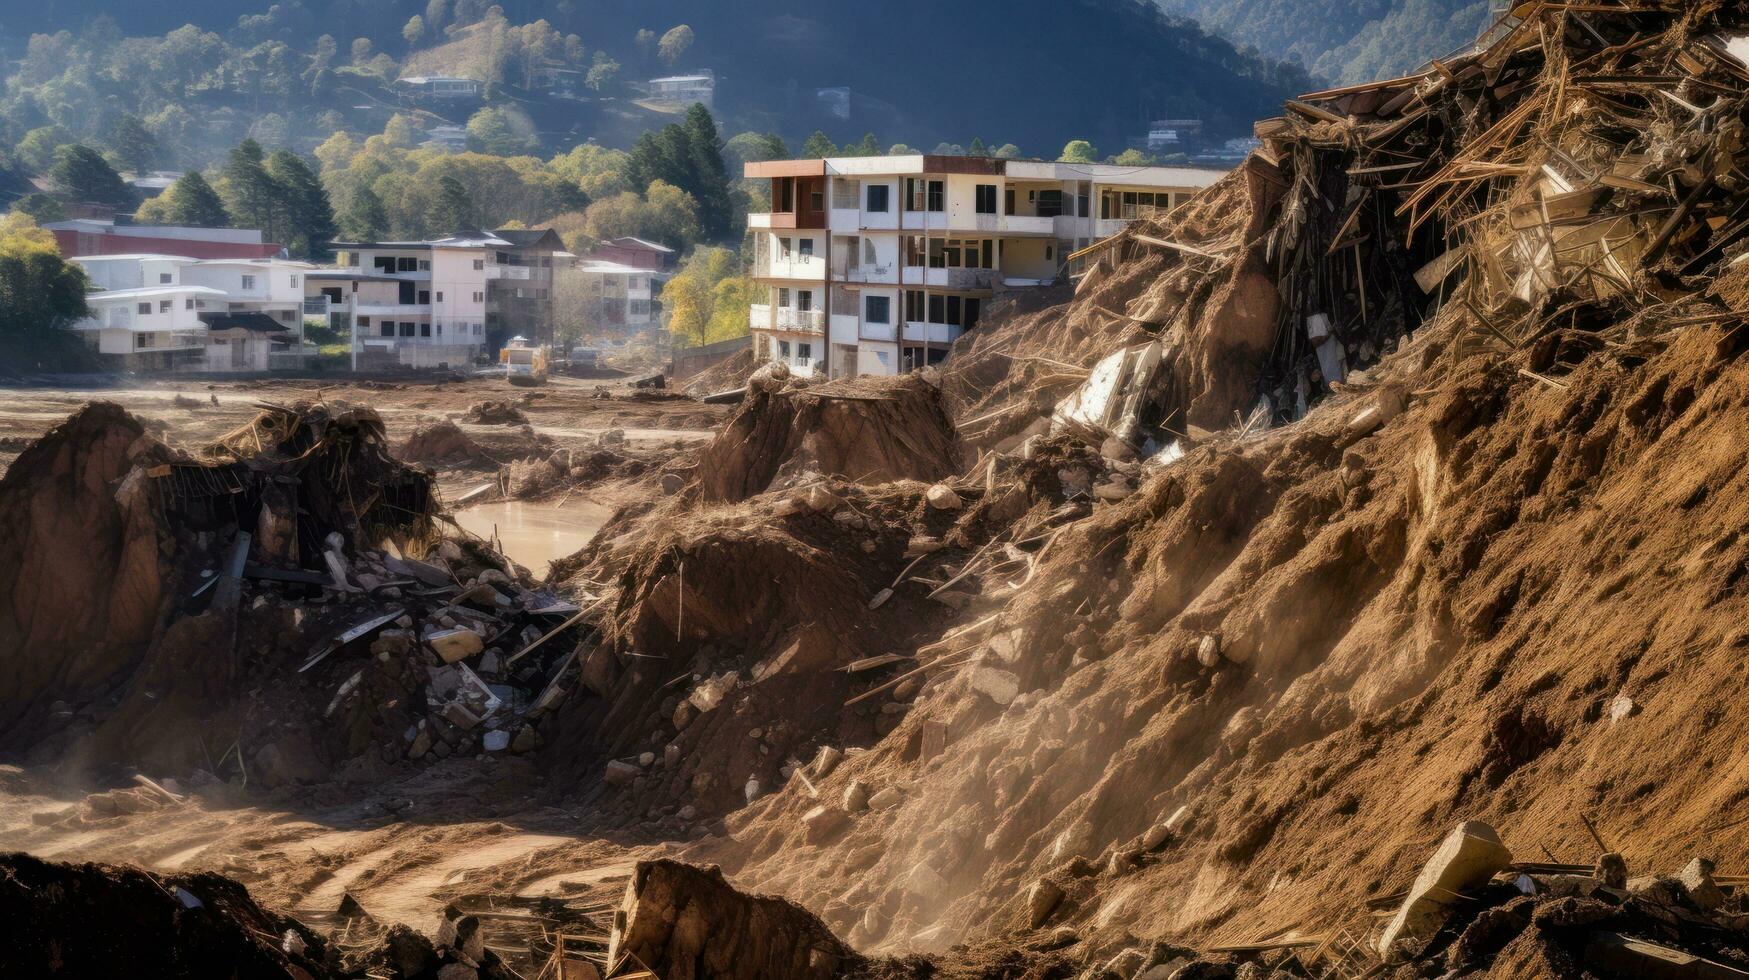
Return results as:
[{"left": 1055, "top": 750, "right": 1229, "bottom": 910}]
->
[{"left": 686, "top": 306, "right": 1749, "bottom": 952}]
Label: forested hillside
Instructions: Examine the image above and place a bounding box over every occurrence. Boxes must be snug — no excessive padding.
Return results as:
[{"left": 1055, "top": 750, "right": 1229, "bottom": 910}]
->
[
  {"left": 0, "top": 0, "right": 1309, "bottom": 161},
  {"left": 1155, "top": 0, "right": 1495, "bottom": 85}
]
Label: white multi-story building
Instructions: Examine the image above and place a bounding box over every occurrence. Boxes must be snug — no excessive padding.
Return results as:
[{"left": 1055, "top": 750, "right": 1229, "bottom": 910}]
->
[
  {"left": 563, "top": 258, "right": 657, "bottom": 338},
  {"left": 69, "top": 254, "right": 313, "bottom": 372},
  {"left": 743, "top": 155, "right": 1226, "bottom": 377},
  {"left": 327, "top": 229, "right": 565, "bottom": 370}
]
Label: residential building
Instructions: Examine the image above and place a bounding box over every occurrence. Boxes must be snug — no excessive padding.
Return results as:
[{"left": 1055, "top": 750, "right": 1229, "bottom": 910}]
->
[
  {"left": 130, "top": 171, "right": 183, "bottom": 199},
  {"left": 591, "top": 236, "right": 676, "bottom": 274},
  {"left": 742, "top": 155, "right": 1226, "bottom": 378},
  {"left": 395, "top": 76, "right": 482, "bottom": 100},
  {"left": 46, "top": 218, "right": 283, "bottom": 261},
  {"left": 423, "top": 126, "right": 470, "bottom": 153},
  {"left": 1144, "top": 119, "right": 1205, "bottom": 152},
  {"left": 327, "top": 228, "right": 565, "bottom": 370},
  {"left": 68, "top": 254, "right": 304, "bottom": 372},
  {"left": 565, "top": 258, "right": 657, "bottom": 338},
  {"left": 647, "top": 71, "right": 715, "bottom": 108}
]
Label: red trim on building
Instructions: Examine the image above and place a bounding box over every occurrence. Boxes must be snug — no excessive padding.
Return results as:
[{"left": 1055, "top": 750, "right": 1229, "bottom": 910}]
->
[{"left": 54, "top": 231, "right": 283, "bottom": 261}]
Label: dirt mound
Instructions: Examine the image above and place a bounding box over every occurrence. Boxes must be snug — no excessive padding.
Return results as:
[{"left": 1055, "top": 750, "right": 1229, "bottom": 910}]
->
[
  {"left": 0, "top": 404, "right": 166, "bottom": 747},
  {"left": 682, "top": 347, "right": 759, "bottom": 398},
  {"left": 610, "top": 859, "right": 859, "bottom": 980},
  {"left": 0, "top": 850, "right": 336, "bottom": 978},
  {"left": 465, "top": 399, "right": 528, "bottom": 425},
  {"left": 399, "top": 419, "right": 487, "bottom": 465},
  {"left": 694, "top": 372, "right": 965, "bottom": 505},
  {"left": 1, "top": 401, "right": 590, "bottom": 785}
]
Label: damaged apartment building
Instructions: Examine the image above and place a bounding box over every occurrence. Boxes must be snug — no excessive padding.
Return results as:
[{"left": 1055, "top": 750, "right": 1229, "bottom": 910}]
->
[
  {"left": 315, "top": 229, "right": 568, "bottom": 370},
  {"left": 743, "top": 154, "right": 1225, "bottom": 377}
]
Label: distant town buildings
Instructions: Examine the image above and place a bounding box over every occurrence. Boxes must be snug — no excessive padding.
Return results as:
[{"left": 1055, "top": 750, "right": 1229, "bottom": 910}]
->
[
  {"left": 742, "top": 154, "right": 1225, "bottom": 378},
  {"left": 46, "top": 218, "right": 283, "bottom": 261},
  {"left": 572, "top": 259, "right": 658, "bottom": 337}
]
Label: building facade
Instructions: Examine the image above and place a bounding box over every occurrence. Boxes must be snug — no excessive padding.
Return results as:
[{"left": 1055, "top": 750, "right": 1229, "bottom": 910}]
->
[
  {"left": 743, "top": 155, "right": 1225, "bottom": 378},
  {"left": 566, "top": 259, "right": 657, "bottom": 339},
  {"left": 69, "top": 253, "right": 311, "bottom": 372},
  {"left": 327, "top": 229, "right": 565, "bottom": 370},
  {"left": 46, "top": 218, "right": 283, "bottom": 261}
]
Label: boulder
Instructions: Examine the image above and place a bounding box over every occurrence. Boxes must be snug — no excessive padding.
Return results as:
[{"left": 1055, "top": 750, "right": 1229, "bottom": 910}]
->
[{"left": 1377, "top": 821, "right": 1513, "bottom": 959}]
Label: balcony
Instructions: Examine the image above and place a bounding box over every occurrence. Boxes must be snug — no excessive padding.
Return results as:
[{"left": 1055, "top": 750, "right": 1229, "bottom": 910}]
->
[
  {"left": 859, "top": 319, "right": 898, "bottom": 343},
  {"left": 749, "top": 212, "right": 799, "bottom": 230},
  {"left": 918, "top": 267, "right": 998, "bottom": 290},
  {"left": 831, "top": 261, "right": 897, "bottom": 284},
  {"left": 829, "top": 208, "right": 862, "bottom": 233},
  {"left": 487, "top": 265, "right": 532, "bottom": 280},
  {"left": 1003, "top": 215, "right": 1056, "bottom": 235},
  {"left": 1095, "top": 218, "right": 1129, "bottom": 239},
  {"left": 774, "top": 308, "right": 825, "bottom": 333},
  {"left": 354, "top": 303, "right": 432, "bottom": 316},
  {"left": 758, "top": 255, "right": 827, "bottom": 281},
  {"left": 303, "top": 297, "right": 334, "bottom": 315},
  {"left": 903, "top": 321, "right": 966, "bottom": 345},
  {"left": 900, "top": 211, "right": 949, "bottom": 233}
]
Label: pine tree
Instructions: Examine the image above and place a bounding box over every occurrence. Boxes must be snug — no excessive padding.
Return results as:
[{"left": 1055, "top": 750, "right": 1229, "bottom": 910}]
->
[
  {"left": 434, "top": 174, "right": 476, "bottom": 232},
  {"left": 220, "top": 139, "right": 281, "bottom": 241},
  {"left": 802, "top": 131, "right": 836, "bottom": 158},
  {"left": 968, "top": 137, "right": 988, "bottom": 157},
  {"left": 108, "top": 115, "right": 160, "bottom": 175},
  {"left": 50, "top": 145, "right": 135, "bottom": 210},
  {"left": 266, "top": 150, "right": 336, "bottom": 258},
  {"left": 680, "top": 104, "right": 732, "bottom": 243},
  {"left": 161, "top": 172, "right": 231, "bottom": 227},
  {"left": 341, "top": 184, "right": 389, "bottom": 241}
]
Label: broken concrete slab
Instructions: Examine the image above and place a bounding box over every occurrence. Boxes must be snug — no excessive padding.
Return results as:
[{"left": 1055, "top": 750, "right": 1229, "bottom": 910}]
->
[
  {"left": 429, "top": 628, "right": 485, "bottom": 664},
  {"left": 1377, "top": 821, "right": 1513, "bottom": 959}
]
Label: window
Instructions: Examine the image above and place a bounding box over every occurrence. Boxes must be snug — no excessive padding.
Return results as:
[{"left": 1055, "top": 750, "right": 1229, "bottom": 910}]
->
[
  {"left": 779, "top": 340, "right": 791, "bottom": 359},
  {"left": 241, "top": 275, "right": 256, "bottom": 290},
  {"left": 185, "top": 299, "right": 195, "bottom": 310},
  {"left": 137, "top": 303, "right": 152, "bottom": 315},
  {"left": 927, "top": 180, "right": 944, "bottom": 212},
  {"left": 797, "top": 342, "right": 812, "bottom": 362},
  {"left": 1005, "top": 189, "right": 1015, "bottom": 215},
  {"left": 866, "top": 184, "right": 889, "bottom": 213},
  {"left": 159, "top": 273, "right": 173, "bottom": 284},
  {"left": 374, "top": 257, "right": 397, "bottom": 274},
  {"left": 810, "top": 190, "right": 824, "bottom": 212},
  {"left": 778, "top": 287, "right": 791, "bottom": 308},
  {"left": 381, "top": 322, "right": 395, "bottom": 337},
  {"left": 420, "top": 323, "right": 432, "bottom": 337},
  {"left": 473, "top": 323, "right": 482, "bottom": 335},
  {"left": 473, "top": 259, "right": 485, "bottom": 271},
  {"left": 798, "top": 239, "right": 813, "bottom": 258},
  {"left": 1045, "top": 244, "right": 1054, "bottom": 261},
  {"left": 797, "top": 290, "right": 813, "bottom": 312},
  {"left": 289, "top": 275, "right": 299, "bottom": 287},
  {"left": 779, "top": 237, "right": 792, "bottom": 258},
  {"left": 397, "top": 257, "right": 417, "bottom": 273},
  {"left": 865, "top": 295, "right": 890, "bottom": 324},
  {"left": 975, "top": 184, "right": 997, "bottom": 214},
  {"left": 436, "top": 324, "right": 443, "bottom": 336},
  {"left": 418, "top": 290, "right": 431, "bottom": 305},
  {"left": 418, "top": 260, "right": 431, "bottom": 271},
  {"left": 435, "top": 291, "right": 444, "bottom": 302},
  {"left": 776, "top": 176, "right": 795, "bottom": 212},
  {"left": 399, "top": 322, "right": 415, "bottom": 337},
  {"left": 905, "top": 290, "right": 924, "bottom": 322},
  {"left": 473, "top": 291, "right": 484, "bottom": 303},
  {"left": 136, "top": 333, "right": 151, "bottom": 349}
]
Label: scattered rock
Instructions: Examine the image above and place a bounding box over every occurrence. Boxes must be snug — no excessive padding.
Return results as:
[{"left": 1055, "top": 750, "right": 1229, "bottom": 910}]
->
[{"left": 925, "top": 484, "right": 963, "bottom": 510}]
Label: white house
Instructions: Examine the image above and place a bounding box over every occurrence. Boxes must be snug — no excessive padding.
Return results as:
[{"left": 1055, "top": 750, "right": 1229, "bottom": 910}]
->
[
  {"left": 395, "top": 76, "right": 482, "bottom": 100},
  {"left": 647, "top": 72, "right": 715, "bottom": 108},
  {"left": 743, "top": 154, "right": 1226, "bottom": 378},
  {"left": 70, "top": 254, "right": 312, "bottom": 372}
]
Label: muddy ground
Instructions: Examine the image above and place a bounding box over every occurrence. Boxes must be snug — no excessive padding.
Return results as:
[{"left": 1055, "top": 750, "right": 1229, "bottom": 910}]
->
[{"left": 0, "top": 375, "right": 728, "bottom": 970}]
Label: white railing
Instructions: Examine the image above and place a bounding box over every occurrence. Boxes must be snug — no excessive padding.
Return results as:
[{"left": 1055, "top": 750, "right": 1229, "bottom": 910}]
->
[
  {"left": 355, "top": 303, "right": 432, "bottom": 316},
  {"left": 303, "top": 297, "right": 332, "bottom": 315},
  {"left": 775, "top": 308, "right": 825, "bottom": 332},
  {"left": 487, "top": 265, "right": 532, "bottom": 280},
  {"left": 1004, "top": 215, "right": 1056, "bottom": 235}
]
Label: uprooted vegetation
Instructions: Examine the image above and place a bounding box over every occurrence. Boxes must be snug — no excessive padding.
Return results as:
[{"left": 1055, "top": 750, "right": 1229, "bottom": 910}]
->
[{"left": 14, "top": 4, "right": 1749, "bottom": 979}]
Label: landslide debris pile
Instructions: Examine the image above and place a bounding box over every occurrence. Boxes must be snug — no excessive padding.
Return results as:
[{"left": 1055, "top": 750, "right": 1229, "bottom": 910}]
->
[
  {"left": 0, "top": 851, "right": 530, "bottom": 979},
  {"left": 0, "top": 401, "right": 592, "bottom": 787},
  {"left": 619, "top": 4, "right": 1749, "bottom": 977},
  {"left": 693, "top": 366, "right": 965, "bottom": 504}
]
